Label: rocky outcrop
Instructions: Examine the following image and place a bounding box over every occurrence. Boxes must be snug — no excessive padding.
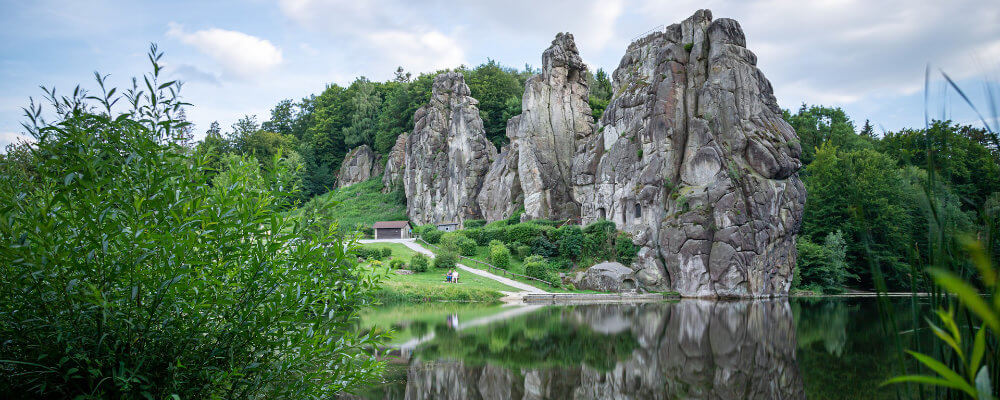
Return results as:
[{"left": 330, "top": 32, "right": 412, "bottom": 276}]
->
[
  {"left": 393, "top": 301, "right": 805, "bottom": 400},
  {"left": 336, "top": 145, "right": 380, "bottom": 188},
  {"left": 381, "top": 133, "right": 408, "bottom": 193},
  {"left": 476, "top": 117, "right": 523, "bottom": 221},
  {"left": 571, "top": 10, "right": 805, "bottom": 297},
  {"left": 572, "top": 261, "right": 637, "bottom": 292},
  {"left": 477, "top": 33, "right": 594, "bottom": 222},
  {"left": 404, "top": 72, "right": 498, "bottom": 226}
]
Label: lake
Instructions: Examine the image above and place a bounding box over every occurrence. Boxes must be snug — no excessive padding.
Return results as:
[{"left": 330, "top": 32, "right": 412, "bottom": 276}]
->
[{"left": 349, "top": 297, "right": 931, "bottom": 399}]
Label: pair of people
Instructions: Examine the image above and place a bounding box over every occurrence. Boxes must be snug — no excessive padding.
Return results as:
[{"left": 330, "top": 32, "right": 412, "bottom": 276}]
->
[{"left": 445, "top": 269, "right": 460, "bottom": 283}]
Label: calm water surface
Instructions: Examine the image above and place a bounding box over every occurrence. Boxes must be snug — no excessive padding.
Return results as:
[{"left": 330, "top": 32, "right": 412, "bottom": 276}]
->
[{"left": 349, "top": 298, "right": 929, "bottom": 400}]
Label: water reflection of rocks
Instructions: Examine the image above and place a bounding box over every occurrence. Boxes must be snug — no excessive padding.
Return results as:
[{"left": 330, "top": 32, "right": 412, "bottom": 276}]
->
[{"left": 352, "top": 301, "right": 805, "bottom": 399}]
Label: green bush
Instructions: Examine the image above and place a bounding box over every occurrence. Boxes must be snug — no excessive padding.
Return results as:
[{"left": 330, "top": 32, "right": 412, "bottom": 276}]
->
[
  {"left": 531, "top": 236, "right": 559, "bottom": 258},
  {"left": 379, "top": 247, "right": 392, "bottom": 259},
  {"left": 524, "top": 256, "right": 559, "bottom": 287},
  {"left": 583, "top": 220, "right": 617, "bottom": 260},
  {"left": 390, "top": 259, "right": 406, "bottom": 269},
  {"left": 615, "top": 232, "right": 639, "bottom": 266},
  {"left": 507, "top": 223, "right": 542, "bottom": 245},
  {"left": 439, "top": 232, "right": 465, "bottom": 252},
  {"left": 423, "top": 228, "right": 444, "bottom": 244},
  {"left": 464, "top": 219, "right": 487, "bottom": 228},
  {"left": 557, "top": 225, "right": 584, "bottom": 260},
  {"left": 516, "top": 244, "right": 532, "bottom": 260},
  {"left": 414, "top": 224, "right": 436, "bottom": 236},
  {"left": 481, "top": 226, "right": 507, "bottom": 244},
  {"left": 490, "top": 242, "right": 511, "bottom": 269},
  {"left": 457, "top": 237, "right": 477, "bottom": 256},
  {"left": 434, "top": 251, "right": 458, "bottom": 269},
  {"left": 410, "top": 254, "right": 431, "bottom": 272},
  {"left": 0, "top": 49, "right": 382, "bottom": 398},
  {"left": 464, "top": 228, "right": 483, "bottom": 244}
]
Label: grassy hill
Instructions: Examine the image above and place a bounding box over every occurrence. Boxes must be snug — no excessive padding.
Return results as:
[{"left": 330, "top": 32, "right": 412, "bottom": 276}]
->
[{"left": 290, "top": 178, "right": 408, "bottom": 234}]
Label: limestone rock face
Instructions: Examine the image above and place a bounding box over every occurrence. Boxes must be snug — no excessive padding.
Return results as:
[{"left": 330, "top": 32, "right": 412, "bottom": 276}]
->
[
  {"left": 478, "top": 33, "right": 594, "bottom": 222},
  {"left": 477, "top": 116, "right": 523, "bottom": 222},
  {"left": 336, "top": 144, "right": 379, "bottom": 188},
  {"left": 572, "top": 10, "right": 806, "bottom": 297},
  {"left": 381, "top": 133, "right": 408, "bottom": 193},
  {"left": 573, "top": 261, "right": 638, "bottom": 292},
  {"left": 404, "top": 72, "right": 498, "bottom": 226}
]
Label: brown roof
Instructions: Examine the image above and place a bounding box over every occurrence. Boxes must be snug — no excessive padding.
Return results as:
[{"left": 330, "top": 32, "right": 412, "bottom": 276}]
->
[{"left": 373, "top": 221, "right": 410, "bottom": 229}]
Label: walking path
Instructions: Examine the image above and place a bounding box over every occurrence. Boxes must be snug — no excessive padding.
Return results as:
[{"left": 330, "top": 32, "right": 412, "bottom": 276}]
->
[{"left": 359, "top": 238, "right": 548, "bottom": 294}]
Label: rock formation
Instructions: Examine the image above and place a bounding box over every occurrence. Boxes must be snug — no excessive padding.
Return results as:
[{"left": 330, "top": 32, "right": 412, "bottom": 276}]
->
[
  {"left": 404, "top": 72, "right": 498, "bottom": 226},
  {"left": 571, "top": 10, "right": 806, "bottom": 297},
  {"left": 478, "top": 33, "right": 594, "bottom": 222},
  {"left": 572, "top": 261, "right": 638, "bottom": 292},
  {"left": 389, "top": 301, "right": 805, "bottom": 400},
  {"left": 381, "top": 133, "right": 408, "bottom": 193},
  {"left": 336, "top": 144, "right": 380, "bottom": 188},
  {"left": 476, "top": 117, "right": 523, "bottom": 221}
]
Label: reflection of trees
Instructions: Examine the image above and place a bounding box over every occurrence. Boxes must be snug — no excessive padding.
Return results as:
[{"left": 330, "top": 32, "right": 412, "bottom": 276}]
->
[
  {"left": 352, "top": 300, "right": 806, "bottom": 400},
  {"left": 793, "top": 299, "right": 849, "bottom": 356}
]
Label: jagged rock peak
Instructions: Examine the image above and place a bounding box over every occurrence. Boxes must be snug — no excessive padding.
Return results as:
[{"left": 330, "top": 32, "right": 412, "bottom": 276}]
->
[
  {"left": 403, "top": 72, "right": 497, "bottom": 226},
  {"left": 571, "top": 9, "right": 806, "bottom": 298},
  {"left": 542, "top": 32, "right": 586, "bottom": 76},
  {"left": 336, "top": 144, "right": 379, "bottom": 188}
]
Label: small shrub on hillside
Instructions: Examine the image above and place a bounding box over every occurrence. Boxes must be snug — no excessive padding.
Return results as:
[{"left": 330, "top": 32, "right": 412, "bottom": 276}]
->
[
  {"left": 557, "top": 225, "right": 584, "bottom": 260},
  {"left": 439, "top": 232, "right": 465, "bottom": 252},
  {"left": 505, "top": 208, "right": 524, "bottom": 225},
  {"left": 379, "top": 247, "right": 392, "bottom": 259},
  {"left": 464, "top": 228, "right": 483, "bottom": 244},
  {"left": 390, "top": 259, "right": 406, "bottom": 269},
  {"left": 410, "top": 254, "right": 430, "bottom": 272},
  {"left": 507, "top": 223, "right": 542, "bottom": 245},
  {"left": 414, "top": 224, "right": 436, "bottom": 236},
  {"left": 434, "top": 251, "right": 458, "bottom": 269},
  {"left": 457, "top": 237, "right": 477, "bottom": 256},
  {"left": 583, "top": 220, "right": 617, "bottom": 260},
  {"left": 551, "top": 258, "right": 572, "bottom": 270},
  {"left": 524, "top": 256, "right": 559, "bottom": 287},
  {"left": 464, "top": 219, "right": 486, "bottom": 228},
  {"left": 531, "top": 236, "right": 559, "bottom": 258},
  {"left": 481, "top": 227, "right": 507, "bottom": 244},
  {"left": 516, "top": 245, "right": 532, "bottom": 260},
  {"left": 423, "top": 229, "right": 444, "bottom": 244},
  {"left": 489, "top": 239, "right": 505, "bottom": 248},
  {"left": 355, "top": 247, "right": 377, "bottom": 260},
  {"left": 615, "top": 232, "right": 639, "bottom": 266},
  {"left": 490, "top": 242, "right": 511, "bottom": 269}
]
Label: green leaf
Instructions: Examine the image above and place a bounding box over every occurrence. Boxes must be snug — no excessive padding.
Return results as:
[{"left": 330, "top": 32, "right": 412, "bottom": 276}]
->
[
  {"left": 970, "top": 326, "right": 986, "bottom": 380},
  {"left": 883, "top": 375, "right": 971, "bottom": 391},
  {"left": 906, "top": 350, "right": 978, "bottom": 397},
  {"left": 929, "top": 269, "right": 1000, "bottom": 332}
]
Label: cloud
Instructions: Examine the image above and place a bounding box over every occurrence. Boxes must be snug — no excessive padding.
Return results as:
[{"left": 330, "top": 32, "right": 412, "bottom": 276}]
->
[
  {"left": 170, "top": 63, "right": 221, "bottom": 86},
  {"left": 167, "top": 23, "right": 283, "bottom": 80},
  {"left": 366, "top": 30, "right": 465, "bottom": 72}
]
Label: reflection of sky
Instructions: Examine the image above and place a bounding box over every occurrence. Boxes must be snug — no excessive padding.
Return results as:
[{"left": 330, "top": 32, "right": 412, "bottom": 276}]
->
[{"left": 2, "top": 1, "right": 998, "bottom": 148}]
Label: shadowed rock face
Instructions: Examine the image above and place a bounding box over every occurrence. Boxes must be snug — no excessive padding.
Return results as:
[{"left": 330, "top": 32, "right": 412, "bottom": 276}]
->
[
  {"left": 337, "top": 145, "right": 380, "bottom": 188},
  {"left": 393, "top": 301, "right": 805, "bottom": 400},
  {"left": 477, "top": 116, "right": 523, "bottom": 222},
  {"left": 382, "top": 133, "right": 408, "bottom": 193},
  {"left": 571, "top": 10, "right": 806, "bottom": 297},
  {"left": 404, "top": 72, "right": 498, "bottom": 226}
]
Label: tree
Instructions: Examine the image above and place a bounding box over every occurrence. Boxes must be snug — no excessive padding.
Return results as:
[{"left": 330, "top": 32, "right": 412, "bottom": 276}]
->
[
  {"left": 343, "top": 78, "right": 382, "bottom": 149},
  {"left": 783, "top": 105, "right": 869, "bottom": 165},
  {"left": 262, "top": 99, "right": 297, "bottom": 137},
  {"left": 464, "top": 60, "right": 524, "bottom": 150},
  {"left": 860, "top": 119, "right": 874, "bottom": 138}
]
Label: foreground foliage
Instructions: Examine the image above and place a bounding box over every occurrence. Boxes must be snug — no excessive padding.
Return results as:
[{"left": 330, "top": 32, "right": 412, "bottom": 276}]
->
[{"left": 0, "top": 47, "right": 384, "bottom": 399}]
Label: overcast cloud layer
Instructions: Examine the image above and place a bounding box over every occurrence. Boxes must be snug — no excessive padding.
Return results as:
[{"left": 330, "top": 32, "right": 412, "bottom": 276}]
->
[{"left": 1, "top": 0, "right": 997, "bottom": 147}]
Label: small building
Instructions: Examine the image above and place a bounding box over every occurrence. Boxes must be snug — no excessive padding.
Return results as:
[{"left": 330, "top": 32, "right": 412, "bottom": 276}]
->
[
  {"left": 373, "top": 221, "right": 412, "bottom": 239},
  {"left": 436, "top": 222, "right": 460, "bottom": 232}
]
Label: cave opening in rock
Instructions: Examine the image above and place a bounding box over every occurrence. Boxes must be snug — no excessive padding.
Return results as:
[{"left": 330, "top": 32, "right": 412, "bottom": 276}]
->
[
  {"left": 598, "top": 207, "right": 606, "bottom": 220},
  {"left": 621, "top": 205, "right": 627, "bottom": 223},
  {"left": 634, "top": 203, "right": 642, "bottom": 219}
]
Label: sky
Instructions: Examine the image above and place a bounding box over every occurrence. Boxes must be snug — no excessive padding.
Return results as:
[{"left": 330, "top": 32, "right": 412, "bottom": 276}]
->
[{"left": 1, "top": 0, "right": 998, "bottom": 148}]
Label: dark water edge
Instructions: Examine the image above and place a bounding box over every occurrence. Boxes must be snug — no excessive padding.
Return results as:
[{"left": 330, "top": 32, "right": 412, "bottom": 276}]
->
[{"left": 346, "top": 297, "right": 929, "bottom": 400}]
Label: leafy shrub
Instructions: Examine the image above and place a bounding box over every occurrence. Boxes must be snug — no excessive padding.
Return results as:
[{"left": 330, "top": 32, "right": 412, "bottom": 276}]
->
[
  {"left": 390, "top": 259, "right": 406, "bottom": 269},
  {"left": 531, "top": 236, "right": 559, "bottom": 258},
  {"left": 0, "top": 48, "right": 382, "bottom": 398},
  {"left": 490, "top": 242, "right": 511, "bottom": 269},
  {"left": 464, "top": 228, "right": 483, "bottom": 245},
  {"left": 423, "top": 228, "right": 444, "bottom": 244},
  {"left": 434, "top": 251, "right": 458, "bottom": 269},
  {"left": 550, "top": 258, "right": 573, "bottom": 270},
  {"left": 524, "top": 256, "right": 559, "bottom": 287},
  {"left": 481, "top": 227, "right": 507, "bottom": 244},
  {"left": 457, "top": 237, "right": 477, "bottom": 256},
  {"left": 410, "top": 254, "right": 430, "bottom": 272},
  {"left": 557, "top": 225, "right": 584, "bottom": 260},
  {"left": 516, "top": 245, "right": 532, "bottom": 260},
  {"left": 361, "top": 226, "right": 375, "bottom": 238},
  {"left": 379, "top": 247, "right": 392, "bottom": 259},
  {"left": 439, "top": 232, "right": 465, "bottom": 252},
  {"left": 507, "top": 223, "right": 542, "bottom": 245},
  {"left": 795, "top": 231, "right": 857, "bottom": 293},
  {"left": 414, "top": 224, "right": 436, "bottom": 236},
  {"left": 615, "top": 232, "right": 639, "bottom": 266},
  {"left": 505, "top": 208, "right": 524, "bottom": 225},
  {"left": 464, "top": 219, "right": 486, "bottom": 228},
  {"left": 583, "top": 220, "right": 617, "bottom": 260},
  {"left": 489, "top": 239, "right": 505, "bottom": 248}
]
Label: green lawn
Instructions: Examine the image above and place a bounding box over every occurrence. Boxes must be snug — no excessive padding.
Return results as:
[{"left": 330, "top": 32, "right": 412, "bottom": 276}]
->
[
  {"left": 424, "top": 242, "right": 585, "bottom": 293},
  {"left": 359, "top": 243, "right": 520, "bottom": 304},
  {"left": 288, "top": 178, "right": 407, "bottom": 232}
]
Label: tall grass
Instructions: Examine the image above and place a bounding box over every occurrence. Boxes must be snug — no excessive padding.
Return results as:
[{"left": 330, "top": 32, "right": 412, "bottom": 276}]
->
[{"left": 881, "top": 71, "right": 999, "bottom": 399}]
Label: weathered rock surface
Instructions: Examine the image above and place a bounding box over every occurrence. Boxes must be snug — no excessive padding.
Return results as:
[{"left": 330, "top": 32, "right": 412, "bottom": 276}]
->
[
  {"left": 515, "top": 33, "right": 594, "bottom": 221},
  {"left": 404, "top": 72, "right": 498, "bottom": 226},
  {"left": 573, "top": 261, "right": 638, "bottom": 292},
  {"left": 572, "top": 10, "right": 806, "bottom": 297},
  {"left": 381, "top": 133, "right": 408, "bottom": 193},
  {"left": 391, "top": 301, "right": 805, "bottom": 400},
  {"left": 476, "top": 116, "right": 523, "bottom": 221},
  {"left": 336, "top": 144, "right": 380, "bottom": 188}
]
